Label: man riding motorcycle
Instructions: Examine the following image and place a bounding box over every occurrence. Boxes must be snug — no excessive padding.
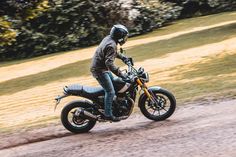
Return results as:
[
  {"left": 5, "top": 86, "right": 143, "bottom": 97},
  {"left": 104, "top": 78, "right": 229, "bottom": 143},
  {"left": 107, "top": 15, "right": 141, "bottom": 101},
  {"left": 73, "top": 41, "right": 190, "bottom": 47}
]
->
[
  {"left": 56, "top": 24, "right": 176, "bottom": 133},
  {"left": 90, "top": 24, "right": 129, "bottom": 122}
]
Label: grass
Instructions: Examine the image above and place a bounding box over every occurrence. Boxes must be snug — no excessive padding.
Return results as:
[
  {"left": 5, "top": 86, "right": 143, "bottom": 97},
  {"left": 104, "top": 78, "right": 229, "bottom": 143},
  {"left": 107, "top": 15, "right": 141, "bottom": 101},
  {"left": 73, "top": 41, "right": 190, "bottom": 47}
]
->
[
  {"left": 1, "top": 12, "right": 236, "bottom": 134},
  {"left": 1, "top": 23, "right": 236, "bottom": 96},
  {"left": 131, "top": 11, "right": 236, "bottom": 40},
  {"left": 127, "top": 23, "right": 236, "bottom": 61},
  {"left": 180, "top": 53, "right": 236, "bottom": 77},
  {"left": 0, "top": 59, "right": 91, "bottom": 96},
  {"left": 153, "top": 53, "right": 236, "bottom": 104},
  {"left": 1, "top": 52, "right": 235, "bottom": 134},
  {"left": 1, "top": 11, "right": 236, "bottom": 68}
]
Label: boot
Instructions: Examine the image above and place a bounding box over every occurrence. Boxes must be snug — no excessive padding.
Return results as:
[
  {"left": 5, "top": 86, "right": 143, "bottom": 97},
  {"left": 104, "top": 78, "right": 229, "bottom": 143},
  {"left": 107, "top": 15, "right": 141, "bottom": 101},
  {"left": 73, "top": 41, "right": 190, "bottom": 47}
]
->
[{"left": 104, "top": 115, "right": 120, "bottom": 122}]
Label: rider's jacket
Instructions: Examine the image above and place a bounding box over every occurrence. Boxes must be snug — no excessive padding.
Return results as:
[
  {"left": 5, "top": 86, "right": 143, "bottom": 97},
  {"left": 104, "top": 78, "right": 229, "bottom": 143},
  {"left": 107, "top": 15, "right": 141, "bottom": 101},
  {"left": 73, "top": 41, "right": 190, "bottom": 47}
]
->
[{"left": 90, "top": 35, "right": 124, "bottom": 77}]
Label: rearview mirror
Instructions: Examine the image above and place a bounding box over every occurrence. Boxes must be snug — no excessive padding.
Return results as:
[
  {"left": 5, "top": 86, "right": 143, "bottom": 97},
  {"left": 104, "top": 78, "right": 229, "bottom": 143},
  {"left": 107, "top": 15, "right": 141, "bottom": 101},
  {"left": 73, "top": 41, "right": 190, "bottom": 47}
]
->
[
  {"left": 129, "top": 57, "right": 134, "bottom": 66},
  {"left": 120, "top": 48, "right": 125, "bottom": 54}
]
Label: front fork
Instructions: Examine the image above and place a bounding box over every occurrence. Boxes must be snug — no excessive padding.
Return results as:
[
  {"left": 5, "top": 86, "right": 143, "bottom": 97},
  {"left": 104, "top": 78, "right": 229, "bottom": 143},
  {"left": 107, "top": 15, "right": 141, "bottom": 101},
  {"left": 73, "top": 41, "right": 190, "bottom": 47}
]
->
[{"left": 136, "top": 79, "right": 157, "bottom": 104}]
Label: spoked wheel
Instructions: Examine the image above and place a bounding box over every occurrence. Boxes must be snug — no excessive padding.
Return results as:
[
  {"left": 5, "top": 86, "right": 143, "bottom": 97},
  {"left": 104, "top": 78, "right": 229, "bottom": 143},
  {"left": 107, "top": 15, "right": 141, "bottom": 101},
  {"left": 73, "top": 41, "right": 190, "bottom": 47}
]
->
[
  {"left": 61, "top": 101, "right": 96, "bottom": 133},
  {"left": 140, "top": 88, "right": 176, "bottom": 121}
]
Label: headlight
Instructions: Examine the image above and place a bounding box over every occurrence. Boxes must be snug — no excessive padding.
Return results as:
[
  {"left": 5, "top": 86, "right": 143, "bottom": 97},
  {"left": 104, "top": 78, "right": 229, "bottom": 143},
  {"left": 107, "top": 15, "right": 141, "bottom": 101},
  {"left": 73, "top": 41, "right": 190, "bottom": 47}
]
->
[{"left": 141, "top": 72, "right": 149, "bottom": 83}]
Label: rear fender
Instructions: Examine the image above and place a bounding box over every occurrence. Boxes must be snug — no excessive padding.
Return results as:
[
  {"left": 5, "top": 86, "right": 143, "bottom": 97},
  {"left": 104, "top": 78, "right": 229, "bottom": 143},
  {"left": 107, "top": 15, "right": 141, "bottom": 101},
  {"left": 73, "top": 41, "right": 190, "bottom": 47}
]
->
[
  {"left": 54, "top": 93, "right": 69, "bottom": 111},
  {"left": 67, "top": 100, "right": 95, "bottom": 108},
  {"left": 54, "top": 92, "right": 95, "bottom": 111}
]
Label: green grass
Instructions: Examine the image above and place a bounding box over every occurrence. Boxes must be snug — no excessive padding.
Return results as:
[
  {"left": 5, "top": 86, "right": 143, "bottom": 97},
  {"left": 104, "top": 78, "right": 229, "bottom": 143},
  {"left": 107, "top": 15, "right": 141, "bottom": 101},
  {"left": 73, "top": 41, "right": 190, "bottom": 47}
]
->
[
  {"left": 0, "top": 59, "right": 91, "bottom": 96},
  {"left": 1, "top": 12, "right": 236, "bottom": 134},
  {"left": 1, "top": 22, "right": 236, "bottom": 96},
  {"left": 131, "top": 11, "right": 236, "bottom": 40},
  {"left": 181, "top": 53, "right": 236, "bottom": 77},
  {"left": 154, "top": 53, "right": 236, "bottom": 104},
  {"left": 1, "top": 11, "right": 236, "bottom": 68},
  {"left": 2, "top": 53, "right": 235, "bottom": 134},
  {"left": 127, "top": 23, "right": 236, "bottom": 61}
]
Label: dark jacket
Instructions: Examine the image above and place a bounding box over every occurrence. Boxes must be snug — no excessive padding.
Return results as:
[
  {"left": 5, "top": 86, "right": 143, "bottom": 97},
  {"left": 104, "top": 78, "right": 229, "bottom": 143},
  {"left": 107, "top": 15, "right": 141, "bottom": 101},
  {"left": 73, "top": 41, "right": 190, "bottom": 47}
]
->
[{"left": 90, "top": 35, "right": 125, "bottom": 77}]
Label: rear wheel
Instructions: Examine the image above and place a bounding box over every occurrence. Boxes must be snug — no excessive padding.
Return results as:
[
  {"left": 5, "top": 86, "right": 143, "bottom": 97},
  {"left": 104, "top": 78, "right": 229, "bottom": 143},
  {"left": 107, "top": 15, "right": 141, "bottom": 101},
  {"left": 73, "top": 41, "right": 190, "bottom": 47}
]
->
[
  {"left": 61, "top": 101, "right": 96, "bottom": 133},
  {"left": 139, "top": 88, "right": 176, "bottom": 121}
]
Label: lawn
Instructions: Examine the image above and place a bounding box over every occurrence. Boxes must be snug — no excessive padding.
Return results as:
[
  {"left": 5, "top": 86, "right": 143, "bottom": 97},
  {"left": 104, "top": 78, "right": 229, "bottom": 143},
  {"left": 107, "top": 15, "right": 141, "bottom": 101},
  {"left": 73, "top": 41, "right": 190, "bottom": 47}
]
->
[
  {"left": 154, "top": 52, "right": 236, "bottom": 104},
  {"left": 0, "top": 11, "right": 236, "bottom": 134},
  {"left": 1, "top": 22, "right": 236, "bottom": 96}
]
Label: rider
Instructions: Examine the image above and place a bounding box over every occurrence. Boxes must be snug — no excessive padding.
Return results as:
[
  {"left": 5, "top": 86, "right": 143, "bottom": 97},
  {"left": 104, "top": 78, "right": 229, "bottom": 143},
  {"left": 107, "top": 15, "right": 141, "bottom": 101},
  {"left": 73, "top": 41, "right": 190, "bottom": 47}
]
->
[{"left": 90, "top": 24, "right": 129, "bottom": 122}]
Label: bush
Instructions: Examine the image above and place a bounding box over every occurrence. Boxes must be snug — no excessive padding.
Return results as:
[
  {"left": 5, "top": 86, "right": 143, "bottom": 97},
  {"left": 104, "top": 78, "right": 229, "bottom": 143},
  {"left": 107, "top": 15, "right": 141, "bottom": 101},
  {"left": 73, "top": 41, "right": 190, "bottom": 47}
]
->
[
  {"left": 0, "top": 0, "right": 130, "bottom": 60},
  {"left": 162, "top": 0, "right": 236, "bottom": 17},
  {"left": 0, "top": 17, "right": 17, "bottom": 47},
  {"left": 130, "top": 0, "right": 182, "bottom": 35},
  {"left": 0, "top": 0, "right": 236, "bottom": 61}
]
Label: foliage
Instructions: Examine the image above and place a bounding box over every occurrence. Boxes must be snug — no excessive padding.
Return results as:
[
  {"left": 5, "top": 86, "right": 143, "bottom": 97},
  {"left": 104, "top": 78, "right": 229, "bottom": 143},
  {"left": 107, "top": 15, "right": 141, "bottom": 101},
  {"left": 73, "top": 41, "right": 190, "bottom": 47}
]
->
[
  {"left": 0, "top": 0, "right": 236, "bottom": 61},
  {"left": 0, "top": 0, "right": 50, "bottom": 60},
  {"left": 162, "top": 0, "right": 236, "bottom": 17},
  {"left": 131, "top": 0, "right": 182, "bottom": 35},
  {"left": 0, "top": 0, "right": 130, "bottom": 60},
  {"left": 0, "top": 17, "right": 17, "bottom": 47},
  {"left": 0, "top": 0, "right": 42, "bottom": 17}
]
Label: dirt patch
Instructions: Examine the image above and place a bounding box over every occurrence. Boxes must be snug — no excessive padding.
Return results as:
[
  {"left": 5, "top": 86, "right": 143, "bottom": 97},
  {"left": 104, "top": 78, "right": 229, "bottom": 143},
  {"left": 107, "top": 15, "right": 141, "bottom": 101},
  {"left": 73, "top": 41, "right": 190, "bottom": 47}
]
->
[
  {"left": 134, "top": 37, "right": 236, "bottom": 73},
  {"left": 0, "top": 99, "right": 235, "bottom": 157}
]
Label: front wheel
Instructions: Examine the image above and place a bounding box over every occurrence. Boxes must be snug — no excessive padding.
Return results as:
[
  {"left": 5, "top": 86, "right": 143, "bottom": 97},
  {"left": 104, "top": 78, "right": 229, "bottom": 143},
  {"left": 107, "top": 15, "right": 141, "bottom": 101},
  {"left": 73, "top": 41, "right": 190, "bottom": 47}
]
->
[
  {"left": 61, "top": 101, "right": 96, "bottom": 133},
  {"left": 139, "top": 88, "right": 176, "bottom": 121}
]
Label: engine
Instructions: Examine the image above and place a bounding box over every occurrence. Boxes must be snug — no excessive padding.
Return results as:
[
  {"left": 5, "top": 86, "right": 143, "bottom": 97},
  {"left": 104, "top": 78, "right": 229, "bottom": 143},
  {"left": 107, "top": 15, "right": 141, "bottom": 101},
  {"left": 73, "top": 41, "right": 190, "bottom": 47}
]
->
[{"left": 113, "top": 97, "right": 134, "bottom": 117}]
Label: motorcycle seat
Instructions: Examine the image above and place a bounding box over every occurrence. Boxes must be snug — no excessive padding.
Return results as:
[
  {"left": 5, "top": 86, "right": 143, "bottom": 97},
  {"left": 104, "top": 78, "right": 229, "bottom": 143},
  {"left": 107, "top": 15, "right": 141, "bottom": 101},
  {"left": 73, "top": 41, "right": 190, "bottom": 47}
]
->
[
  {"left": 83, "top": 85, "right": 104, "bottom": 97},
  {"left": 64, "top": 84, "right": 104, "bottom": 97}
]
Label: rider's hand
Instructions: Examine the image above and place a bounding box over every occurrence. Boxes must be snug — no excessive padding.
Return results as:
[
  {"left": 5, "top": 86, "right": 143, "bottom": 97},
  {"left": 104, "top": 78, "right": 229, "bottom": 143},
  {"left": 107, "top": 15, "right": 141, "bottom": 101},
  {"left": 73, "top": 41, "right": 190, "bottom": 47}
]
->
[
  {"left": 121, "top": 56, "right": 129, "bottom": 64},
  {"left": 120, "top": 72, "right": 128, "bottom": 80},
  {"left": 123, "top": 58, "right": 130, "bottom": 65}
]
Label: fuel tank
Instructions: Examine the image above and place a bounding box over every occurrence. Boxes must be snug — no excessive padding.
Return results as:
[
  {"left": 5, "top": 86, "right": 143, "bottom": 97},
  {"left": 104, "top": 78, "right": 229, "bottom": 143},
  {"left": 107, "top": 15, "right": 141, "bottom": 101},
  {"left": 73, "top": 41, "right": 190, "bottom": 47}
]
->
[{"left": 112, "top": 77, "right": 131, "bottom": 94}]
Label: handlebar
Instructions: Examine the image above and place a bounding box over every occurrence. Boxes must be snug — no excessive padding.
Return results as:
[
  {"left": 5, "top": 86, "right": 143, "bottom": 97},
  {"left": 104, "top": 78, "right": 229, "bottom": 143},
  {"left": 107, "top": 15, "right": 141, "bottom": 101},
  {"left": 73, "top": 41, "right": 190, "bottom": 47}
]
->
[
  {"left": 120, "top": 49, "right": 146, "bottom": 84},
  {"left": 122, "top": 57, "right": 138, "bottom": 83}
]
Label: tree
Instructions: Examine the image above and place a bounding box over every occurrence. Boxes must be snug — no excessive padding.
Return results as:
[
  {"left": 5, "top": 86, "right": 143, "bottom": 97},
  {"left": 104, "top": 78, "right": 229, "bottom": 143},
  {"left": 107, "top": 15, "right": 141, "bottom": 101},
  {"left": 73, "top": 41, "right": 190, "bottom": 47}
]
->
[{"left": 0, "top": 0, "right": 129, "bottom": 60}]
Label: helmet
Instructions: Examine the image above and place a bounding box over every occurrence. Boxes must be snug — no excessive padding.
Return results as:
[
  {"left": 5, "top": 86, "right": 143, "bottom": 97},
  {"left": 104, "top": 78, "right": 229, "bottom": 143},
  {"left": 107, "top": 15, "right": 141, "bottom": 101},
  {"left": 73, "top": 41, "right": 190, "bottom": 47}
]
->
[{"left": 110, "top": 24, "right": 129, "bottom": 45}]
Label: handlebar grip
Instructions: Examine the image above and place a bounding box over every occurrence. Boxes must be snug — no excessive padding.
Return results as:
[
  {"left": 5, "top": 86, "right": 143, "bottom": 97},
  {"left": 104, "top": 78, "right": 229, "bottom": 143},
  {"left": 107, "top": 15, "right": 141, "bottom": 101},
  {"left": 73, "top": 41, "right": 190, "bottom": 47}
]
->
[{"left": 122, "top": 78, "right": 132, "bottom": 83}]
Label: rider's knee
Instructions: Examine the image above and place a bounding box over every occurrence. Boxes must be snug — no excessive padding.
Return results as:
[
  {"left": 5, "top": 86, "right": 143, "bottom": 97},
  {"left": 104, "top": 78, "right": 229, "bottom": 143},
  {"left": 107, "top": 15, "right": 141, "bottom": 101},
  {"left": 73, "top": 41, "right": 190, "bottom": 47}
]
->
[{"left": 107, "top": 90, "right": 115, "bottom": 96}]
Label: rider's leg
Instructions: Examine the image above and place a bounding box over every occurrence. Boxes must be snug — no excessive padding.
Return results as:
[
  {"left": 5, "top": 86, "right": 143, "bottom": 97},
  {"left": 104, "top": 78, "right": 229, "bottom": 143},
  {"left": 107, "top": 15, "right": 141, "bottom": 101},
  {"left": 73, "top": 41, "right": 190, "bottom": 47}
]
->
[
  {"left": 96, "top": 72, "right": 115, "bottom": 117},
  {"left": 107, "top": 71, "right": 114, "bottom": 80}
]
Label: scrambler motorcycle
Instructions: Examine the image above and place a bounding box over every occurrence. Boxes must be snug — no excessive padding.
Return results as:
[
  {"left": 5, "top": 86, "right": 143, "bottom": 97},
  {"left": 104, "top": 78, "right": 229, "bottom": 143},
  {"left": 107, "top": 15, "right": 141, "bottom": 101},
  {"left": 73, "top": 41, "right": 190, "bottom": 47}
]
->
[{"left": 55, "top": 50, "right": 176, "bottom": 133}]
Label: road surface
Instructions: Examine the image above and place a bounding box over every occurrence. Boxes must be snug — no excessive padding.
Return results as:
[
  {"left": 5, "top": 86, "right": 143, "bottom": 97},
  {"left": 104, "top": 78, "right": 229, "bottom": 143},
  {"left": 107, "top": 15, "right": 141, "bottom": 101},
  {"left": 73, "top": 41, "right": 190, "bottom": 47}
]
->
[{"left": 0, "top": 99, "right": 236, "bottom": 157}]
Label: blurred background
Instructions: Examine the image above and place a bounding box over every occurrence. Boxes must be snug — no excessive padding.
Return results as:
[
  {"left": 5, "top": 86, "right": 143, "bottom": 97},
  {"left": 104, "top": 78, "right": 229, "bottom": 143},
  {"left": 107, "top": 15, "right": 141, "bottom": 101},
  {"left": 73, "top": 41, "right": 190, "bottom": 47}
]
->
[{"left": 1, "top": 0, "right": 236, "bottom": 61}]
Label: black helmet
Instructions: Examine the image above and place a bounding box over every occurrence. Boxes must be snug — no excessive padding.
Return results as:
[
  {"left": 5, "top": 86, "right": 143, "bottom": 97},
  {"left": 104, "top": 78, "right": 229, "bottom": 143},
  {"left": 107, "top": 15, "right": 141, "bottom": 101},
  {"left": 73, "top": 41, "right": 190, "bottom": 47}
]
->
[{"left": 110, "top": 24, "right": 129, "bottom": 45}]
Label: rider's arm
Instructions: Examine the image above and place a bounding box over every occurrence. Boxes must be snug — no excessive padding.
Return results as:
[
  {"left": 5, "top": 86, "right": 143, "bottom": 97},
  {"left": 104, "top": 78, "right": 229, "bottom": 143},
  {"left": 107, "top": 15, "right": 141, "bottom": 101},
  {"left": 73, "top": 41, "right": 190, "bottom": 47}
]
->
[
  {"left": 104, "top": 46, "right": 122, "bottom": 77},
  {"left": 117, "top": 52, "right": 126, "bottom": 60},
  {"left": 117, "top": 52, "right": 129, "bottom": 65}
]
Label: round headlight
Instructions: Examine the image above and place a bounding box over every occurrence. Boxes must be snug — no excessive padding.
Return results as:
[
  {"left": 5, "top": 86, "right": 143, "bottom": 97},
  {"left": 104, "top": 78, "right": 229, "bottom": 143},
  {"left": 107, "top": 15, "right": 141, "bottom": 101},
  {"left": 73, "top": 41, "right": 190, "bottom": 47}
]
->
[{"left": 141, "top": 72, "right": 149, "bottom": 83}]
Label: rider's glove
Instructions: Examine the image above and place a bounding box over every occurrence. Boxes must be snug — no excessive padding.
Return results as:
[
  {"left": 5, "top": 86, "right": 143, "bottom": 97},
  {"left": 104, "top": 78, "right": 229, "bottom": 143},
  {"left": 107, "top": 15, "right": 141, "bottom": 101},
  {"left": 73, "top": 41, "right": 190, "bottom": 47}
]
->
[
  {"left": 121, "top": 56, "right": 131, "bottom": 65},
  {"left": 118, "top": 52, "right": 129, "bottom": 64},
  {"left": 123, "top": 57, "right": 130, "bottom": 65},
  {"left": 119, "top": 72, "right": 128, "bottom": 80}
]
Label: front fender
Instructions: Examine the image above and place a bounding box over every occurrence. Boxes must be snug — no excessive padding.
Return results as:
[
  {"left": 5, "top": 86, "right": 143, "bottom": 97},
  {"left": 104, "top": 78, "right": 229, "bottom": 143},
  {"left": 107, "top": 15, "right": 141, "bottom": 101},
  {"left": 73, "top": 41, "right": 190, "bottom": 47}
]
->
[{"left": 138, "top": 86, "right": 162, "bottom": 107}]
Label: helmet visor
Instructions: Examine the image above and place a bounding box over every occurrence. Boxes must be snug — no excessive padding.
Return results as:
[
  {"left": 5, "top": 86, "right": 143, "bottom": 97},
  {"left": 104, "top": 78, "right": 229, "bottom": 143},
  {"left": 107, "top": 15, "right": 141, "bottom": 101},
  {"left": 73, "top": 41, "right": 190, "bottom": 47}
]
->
[{"left": 124, "top": 35, "right": 128, "bottom": 43}]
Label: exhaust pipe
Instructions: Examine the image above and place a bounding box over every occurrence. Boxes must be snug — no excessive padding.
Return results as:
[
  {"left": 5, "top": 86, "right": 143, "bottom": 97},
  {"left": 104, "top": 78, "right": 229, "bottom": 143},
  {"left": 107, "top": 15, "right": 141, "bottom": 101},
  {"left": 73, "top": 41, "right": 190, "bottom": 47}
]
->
[{"left": 75, "top": 108, "right": 98, "bottom": 121}]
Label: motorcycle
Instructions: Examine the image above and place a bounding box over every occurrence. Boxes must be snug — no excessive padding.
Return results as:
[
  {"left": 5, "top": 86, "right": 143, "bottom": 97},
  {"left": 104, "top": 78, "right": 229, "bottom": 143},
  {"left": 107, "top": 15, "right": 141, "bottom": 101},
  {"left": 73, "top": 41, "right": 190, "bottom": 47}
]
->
[{"left": 54, "top": 50, "right": 176, "bottom": 133}]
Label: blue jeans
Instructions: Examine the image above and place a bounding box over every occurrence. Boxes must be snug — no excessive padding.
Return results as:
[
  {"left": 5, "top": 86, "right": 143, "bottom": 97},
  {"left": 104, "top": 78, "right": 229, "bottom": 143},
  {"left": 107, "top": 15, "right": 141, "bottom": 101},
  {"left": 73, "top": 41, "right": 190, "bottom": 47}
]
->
[{"left": 95, "top": 72, "right": 115, "bottom": 117}]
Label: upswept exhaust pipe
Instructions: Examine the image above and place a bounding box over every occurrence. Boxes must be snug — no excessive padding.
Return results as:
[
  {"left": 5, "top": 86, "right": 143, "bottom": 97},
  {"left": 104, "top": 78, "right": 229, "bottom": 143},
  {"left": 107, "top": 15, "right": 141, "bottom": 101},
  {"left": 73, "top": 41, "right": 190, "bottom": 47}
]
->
[{"left": 75, "top": 108, "right": 98, "bottom": 121}]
